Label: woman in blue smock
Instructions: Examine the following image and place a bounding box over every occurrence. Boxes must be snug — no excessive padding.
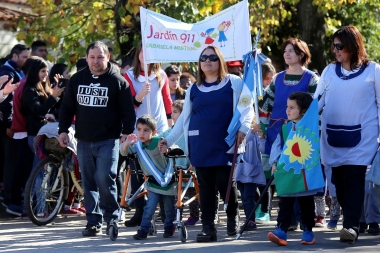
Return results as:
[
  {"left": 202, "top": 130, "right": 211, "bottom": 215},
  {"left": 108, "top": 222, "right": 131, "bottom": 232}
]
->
[{"left": 160, "top": 46, "right": 253, "bottom": 242}]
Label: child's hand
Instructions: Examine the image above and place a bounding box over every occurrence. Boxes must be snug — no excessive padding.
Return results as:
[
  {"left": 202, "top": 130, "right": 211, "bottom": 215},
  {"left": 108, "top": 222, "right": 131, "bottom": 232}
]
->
[
  {"left": 257, "top": 129, "right": 265, "bottom": 139},
  {"left": 271, "top": 163, "right": 277, "bottom": 175},
  {"left": 251, "top": 123, "right": 261, "bottom": 134},
  {"left": 159, "top": 144, "right": 168, "bottom": 153},
  {"left": 188, "top": 164, "right": 194, "bottom": 171},
  {"left": 125, "top": 134, "right": 137, "bottom": 146},
  {"left": 158, "top": 138, "right": 168, "bottom": 152}
]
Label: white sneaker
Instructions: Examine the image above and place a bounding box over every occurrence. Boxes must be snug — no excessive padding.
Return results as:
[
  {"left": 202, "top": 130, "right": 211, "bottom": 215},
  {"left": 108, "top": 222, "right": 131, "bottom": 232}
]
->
[{"left": 315, "top": 216, "right": 326, "bottom": 227}]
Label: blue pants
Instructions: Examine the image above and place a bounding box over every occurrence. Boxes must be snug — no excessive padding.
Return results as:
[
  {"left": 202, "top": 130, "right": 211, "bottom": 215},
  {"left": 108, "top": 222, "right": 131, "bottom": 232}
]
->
[
  {"left": 237, "top": 182, "right": 257, "bottom": 221},
  {"left": 77, "top": 139, "right": 120, "bottom": 226},
  {"left": 360, "top": 181, "right": 380, "bottom": 224},
  {"left": 140, "top": 191, "right": 175, "bottom": 233}
]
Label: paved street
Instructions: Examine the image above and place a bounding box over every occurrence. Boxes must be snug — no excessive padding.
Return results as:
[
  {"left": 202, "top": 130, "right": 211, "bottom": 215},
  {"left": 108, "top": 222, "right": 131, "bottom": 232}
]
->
[{"left": 1, "top": 199, "right": 380, "bottom": 253}]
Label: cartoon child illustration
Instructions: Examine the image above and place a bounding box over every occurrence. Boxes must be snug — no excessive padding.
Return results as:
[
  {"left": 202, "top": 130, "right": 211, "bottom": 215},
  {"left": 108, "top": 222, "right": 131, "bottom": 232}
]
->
[
  {"left": 217, "top": 21, "right": 231, "bottom": 47},
  {"left": 200, "top": 28, "right": 215, "bottom": 45}
]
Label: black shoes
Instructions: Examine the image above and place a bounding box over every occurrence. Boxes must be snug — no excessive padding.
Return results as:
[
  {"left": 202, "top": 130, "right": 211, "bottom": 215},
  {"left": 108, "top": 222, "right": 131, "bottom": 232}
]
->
[
  {"left": 367, "top": 223, "right": 380, "bottom": 235},
  {"left": 133, "top": 229, "right": 148, "bottom": 240},
  {"left": 340, "top": 227, "right": 358, "bottom": 244},
  {"left": 227, "top": 214, "right": 239, "bottom": 236},
  {"left": 196, "top": 225, "right": 217, "bottom": 242},
  {"left": 125, "top": 207, "right": 143, "bottom": 227},
  {"left": 82, "top": 224, "right": 101, "bottom": 236},
  {"left": 163, "top": 226, "right": 176, "bottom": 238}
]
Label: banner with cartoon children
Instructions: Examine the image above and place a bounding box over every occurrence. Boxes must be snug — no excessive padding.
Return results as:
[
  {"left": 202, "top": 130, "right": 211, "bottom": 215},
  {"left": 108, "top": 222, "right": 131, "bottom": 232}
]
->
[{"left": 139, "top": 0, "right": 251, "bottom": 63}]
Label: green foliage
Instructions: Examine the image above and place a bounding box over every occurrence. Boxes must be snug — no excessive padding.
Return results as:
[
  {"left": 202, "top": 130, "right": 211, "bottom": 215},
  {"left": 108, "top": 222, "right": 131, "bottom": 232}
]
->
[{"left": 6, "top": 0, "right": 380, "bottom": 67}]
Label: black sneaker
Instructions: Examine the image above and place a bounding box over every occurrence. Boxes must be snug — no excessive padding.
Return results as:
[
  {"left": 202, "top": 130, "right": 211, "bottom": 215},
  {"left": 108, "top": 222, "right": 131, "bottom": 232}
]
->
[
  {"left": 359, "top": 222, "right": 367, "bottom": 233},
  {"left": 340, "top": 228, "right": 358, "bottom": 244},
  {"left": 368, "top": 223, "right": 380, "bottom": 235},
  {"left": 163, "top": 226, "right": 176, "bottom": 238},
  {"left": 133, "top": 229, "right": 148, "bottom": 240},
  {"left": 106, "top": 222, "right": 110, "bottom": 235},
  {"left": 82, "top": 224, "right": 101, "bottom": 236}
]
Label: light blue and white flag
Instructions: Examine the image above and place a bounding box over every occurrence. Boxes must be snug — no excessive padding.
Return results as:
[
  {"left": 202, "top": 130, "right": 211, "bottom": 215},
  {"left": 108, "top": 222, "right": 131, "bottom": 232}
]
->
[
  {"left": 135, "top": 141, "right": 174, "bottom": 187},
  {"left": 225, "top": 49, "right": 268, "bottom": 147}
]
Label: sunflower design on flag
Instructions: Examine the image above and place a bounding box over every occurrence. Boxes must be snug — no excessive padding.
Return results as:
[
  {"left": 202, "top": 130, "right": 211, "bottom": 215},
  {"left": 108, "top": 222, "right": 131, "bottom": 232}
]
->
[
  {"left": 282, "top": 134, "right": 314, "bottom": 173},
  {"left": 274, "top": 99, "right": 325, "bottom": 196}
]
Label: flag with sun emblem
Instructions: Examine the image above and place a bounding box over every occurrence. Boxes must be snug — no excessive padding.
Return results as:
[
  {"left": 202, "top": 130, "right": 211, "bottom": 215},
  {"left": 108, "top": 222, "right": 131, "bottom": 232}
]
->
[{"left": 274, "top": 98, "right": 325, "bottom": 196}]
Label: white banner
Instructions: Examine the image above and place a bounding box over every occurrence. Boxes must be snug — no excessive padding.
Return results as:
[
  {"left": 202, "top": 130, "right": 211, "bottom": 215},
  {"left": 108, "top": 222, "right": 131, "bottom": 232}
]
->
[{"left": 140, "top": 0, "right": 251, "bottom": 63}]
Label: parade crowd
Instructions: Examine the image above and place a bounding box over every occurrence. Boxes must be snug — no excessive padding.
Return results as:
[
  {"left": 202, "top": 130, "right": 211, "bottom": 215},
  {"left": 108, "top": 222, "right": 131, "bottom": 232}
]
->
[{"left": 1, "top": 25, "right": 380, "bottom": 247}]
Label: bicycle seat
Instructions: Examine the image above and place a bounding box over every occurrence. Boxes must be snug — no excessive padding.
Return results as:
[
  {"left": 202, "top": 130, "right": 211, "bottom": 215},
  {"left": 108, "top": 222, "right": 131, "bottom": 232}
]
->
[{"left": 167, "top": 147, "right": 186, "bottom": 158}]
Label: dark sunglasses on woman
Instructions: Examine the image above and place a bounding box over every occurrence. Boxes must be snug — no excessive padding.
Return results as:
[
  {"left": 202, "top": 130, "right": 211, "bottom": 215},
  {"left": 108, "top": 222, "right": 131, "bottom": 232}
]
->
[
  {"left": 332, "top": 43, "right": 344, "bottom": 50},
  {"left": 200, "top": 54, "right": 219, "bottom": 62}
]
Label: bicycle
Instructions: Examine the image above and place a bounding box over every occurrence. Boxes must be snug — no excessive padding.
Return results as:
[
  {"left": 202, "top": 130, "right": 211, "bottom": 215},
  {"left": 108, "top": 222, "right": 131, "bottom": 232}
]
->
[{"left": 24, "top": 124, "right": 83, "bottom": 226}]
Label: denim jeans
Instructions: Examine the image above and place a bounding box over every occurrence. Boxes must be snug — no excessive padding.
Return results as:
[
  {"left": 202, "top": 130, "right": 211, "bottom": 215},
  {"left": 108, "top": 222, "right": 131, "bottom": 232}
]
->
[
  {"left": 28, "top": 136, "right": 42, "bottom": 169},
  {"left": 77, "top": 139, "right": 120, "bottom": 226},
  {"left": 140, "top": 191, "right": 175, "bottom": 233},
  {"left": 360, "top": 181, "right": 380, "bottom": 224},
  {"left": 237, "top": 182, "right": 257, "bottom": 221}
]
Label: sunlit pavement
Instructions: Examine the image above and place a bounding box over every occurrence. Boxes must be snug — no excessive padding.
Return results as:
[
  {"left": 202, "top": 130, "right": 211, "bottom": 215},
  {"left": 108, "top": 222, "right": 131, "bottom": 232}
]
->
[{"left": 1, "top": 199, "right": 380, "bottom": 253}]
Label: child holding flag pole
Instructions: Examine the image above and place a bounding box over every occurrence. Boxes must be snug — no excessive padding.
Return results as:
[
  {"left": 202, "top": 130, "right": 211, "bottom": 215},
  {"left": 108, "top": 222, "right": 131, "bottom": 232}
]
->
[{"left": 267, "top": 92, "right": 325, "bottom": 246}]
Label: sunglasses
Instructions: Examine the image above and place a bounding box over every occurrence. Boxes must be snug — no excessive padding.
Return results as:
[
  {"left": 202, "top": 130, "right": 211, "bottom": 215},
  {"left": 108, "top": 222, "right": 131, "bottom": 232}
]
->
[
  {"left": 332, "top": 43, "right": 344, "bottom": 50},
  {"left": 200, "top": 54, "right": 219, "bottom": 62}
]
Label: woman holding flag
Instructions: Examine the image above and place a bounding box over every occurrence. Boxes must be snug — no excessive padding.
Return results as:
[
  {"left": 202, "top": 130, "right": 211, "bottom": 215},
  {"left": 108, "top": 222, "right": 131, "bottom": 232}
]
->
[
  {"left": 315, "top": 25, "right": 380, "bottom": 244},
  {"left": 159, "top": 45, "right": 253, "bottom": 242}
]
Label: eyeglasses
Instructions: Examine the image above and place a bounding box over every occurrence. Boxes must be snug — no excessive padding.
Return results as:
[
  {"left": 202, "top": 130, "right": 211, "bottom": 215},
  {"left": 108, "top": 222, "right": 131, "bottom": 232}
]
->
[
  {"left": 200, "top": 54, "right": 219, "bottom": 62},
  {"left": 332, "top": 43, "right": 344, "bottom": 50}
]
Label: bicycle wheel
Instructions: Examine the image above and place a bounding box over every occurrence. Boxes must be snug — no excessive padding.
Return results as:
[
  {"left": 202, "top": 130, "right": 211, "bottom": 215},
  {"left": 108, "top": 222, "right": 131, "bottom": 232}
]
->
[{"left": 25, "top": 156, "right": 69, "bottom": 226}]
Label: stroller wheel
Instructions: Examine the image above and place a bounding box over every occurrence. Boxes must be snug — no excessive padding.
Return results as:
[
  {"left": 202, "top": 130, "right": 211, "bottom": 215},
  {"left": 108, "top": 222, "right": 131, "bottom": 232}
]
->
[
  {"left": 109, "top": 221, "right": 119, "bottom": 241},
  {"left": 178, "top": 225, "right": 188, "bottom": 243}
]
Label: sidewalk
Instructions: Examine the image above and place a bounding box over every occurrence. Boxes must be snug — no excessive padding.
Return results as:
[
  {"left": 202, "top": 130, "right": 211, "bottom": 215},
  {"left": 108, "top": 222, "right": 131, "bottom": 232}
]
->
[{"left": 1, "top": 199, "right": 380, "bottom": 253}]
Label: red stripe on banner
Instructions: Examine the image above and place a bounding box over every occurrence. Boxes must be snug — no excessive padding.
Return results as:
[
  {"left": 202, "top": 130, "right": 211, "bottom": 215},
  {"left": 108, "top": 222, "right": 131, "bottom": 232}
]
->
[{"left": 302, "top": 168, "right": 308, "bottom": 191}]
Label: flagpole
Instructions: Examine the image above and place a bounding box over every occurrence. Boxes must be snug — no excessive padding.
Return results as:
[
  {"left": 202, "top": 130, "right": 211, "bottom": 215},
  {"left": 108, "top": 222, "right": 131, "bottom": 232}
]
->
[
  {"left": 252, "top": 29, "right": 263, "bottom": 124},
  {"left": 140, "top": 7, "right": 151, "bottom": 115}
]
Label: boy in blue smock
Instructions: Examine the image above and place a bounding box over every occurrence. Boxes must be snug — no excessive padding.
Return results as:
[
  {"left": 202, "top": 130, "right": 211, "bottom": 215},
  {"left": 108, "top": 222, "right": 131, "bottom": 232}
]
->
[
  {"left": 120, "top": 115, "right": 177, "bottom": 240},
  {"left": 268, "top": 92, "right": 318, "bottom": 246}
]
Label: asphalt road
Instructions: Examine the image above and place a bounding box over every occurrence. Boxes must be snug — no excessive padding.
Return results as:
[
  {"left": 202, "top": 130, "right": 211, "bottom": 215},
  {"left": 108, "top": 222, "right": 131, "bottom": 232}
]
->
[{"left": 1, "top": 199, "right": 380, "bottom": 253}]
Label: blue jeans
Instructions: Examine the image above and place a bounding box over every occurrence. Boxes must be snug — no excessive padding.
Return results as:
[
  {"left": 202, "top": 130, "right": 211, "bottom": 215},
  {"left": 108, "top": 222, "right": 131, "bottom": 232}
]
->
[
  {"left": 77, "top": 139, "right": 120, "bottom": 226},
  {"left": 237, "top": 182, "right": 257, "bottom": 221},
  {"left": 360, "top": 181, "right": 380, "bottom": 224},
  {"left": 140, "top": 191, "right": 175, "bottom": 233},
  {"left": 28, "top": 136, "right": 46, "bottom": 214}
]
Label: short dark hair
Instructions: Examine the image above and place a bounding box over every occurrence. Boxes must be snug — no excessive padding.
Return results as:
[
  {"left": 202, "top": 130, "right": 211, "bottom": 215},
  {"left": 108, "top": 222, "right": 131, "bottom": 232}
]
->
[
  {"left": 49, "top": 63, "right": 68, "bottom": 83},
  {"left": 165, "top": 65, "right": 181, "bottom": 77},
  {"left": 172, "top": 100, "right": 184, "bottom": 113},
  {"left": 281, "top": 38, "right": 311, "bottom": 66},
  {"left": 76, "top": 57, "right": 88, "bottom": 71},
  {"left": 31, "top": 40, "right": 46, "bottom": 51},
  {"left": 121, "top": 56, "right": 133, "bottom": 69},
  {"left": 288, "top": 92, "right": 313, "bottom": 114},
  {"left": 10, "top": 44, "right": 29, "bottom": 57},
  {"left": 136, "top": 114, "right": 157, "bottom": 132},
  {"left": 86, "top": 41, "right": 109, "bottom": 55}
]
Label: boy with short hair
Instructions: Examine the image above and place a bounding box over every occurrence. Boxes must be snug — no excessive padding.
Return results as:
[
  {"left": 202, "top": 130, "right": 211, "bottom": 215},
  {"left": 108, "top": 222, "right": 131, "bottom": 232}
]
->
[{"left": 120, "top": 114, "right": 177, "bottom": 240}]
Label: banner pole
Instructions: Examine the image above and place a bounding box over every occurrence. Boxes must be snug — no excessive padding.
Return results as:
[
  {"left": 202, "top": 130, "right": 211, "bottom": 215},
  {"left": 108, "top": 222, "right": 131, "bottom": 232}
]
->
[{"left": 140, "top": 7, "right": 151, "bottom": 115}]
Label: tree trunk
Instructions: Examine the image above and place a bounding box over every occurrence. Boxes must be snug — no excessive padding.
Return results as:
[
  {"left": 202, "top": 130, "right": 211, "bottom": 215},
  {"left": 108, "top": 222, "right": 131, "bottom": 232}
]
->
[
  {"left": 297, "top": 0, "right": 327, "bottom": 73},
  {"left": 114, "top": 0, "right": 138, "bottom": 57}
]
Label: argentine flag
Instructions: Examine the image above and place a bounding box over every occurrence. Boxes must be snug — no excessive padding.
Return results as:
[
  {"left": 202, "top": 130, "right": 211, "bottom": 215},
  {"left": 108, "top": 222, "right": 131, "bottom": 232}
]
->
[{"left": 225, "top": 49, "right": 268, "bottom": 147}]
